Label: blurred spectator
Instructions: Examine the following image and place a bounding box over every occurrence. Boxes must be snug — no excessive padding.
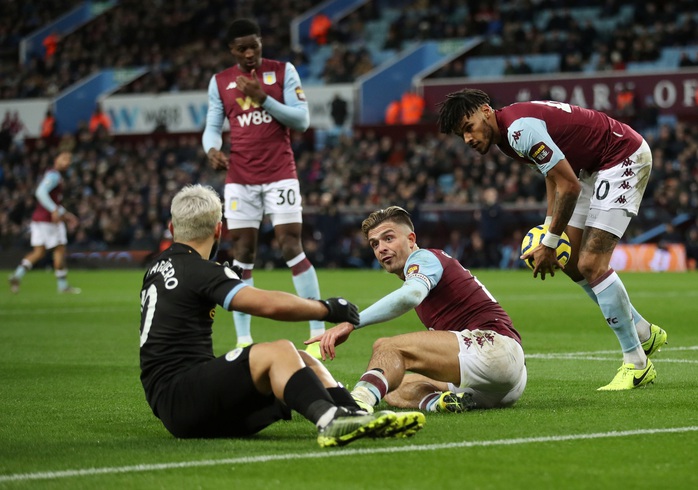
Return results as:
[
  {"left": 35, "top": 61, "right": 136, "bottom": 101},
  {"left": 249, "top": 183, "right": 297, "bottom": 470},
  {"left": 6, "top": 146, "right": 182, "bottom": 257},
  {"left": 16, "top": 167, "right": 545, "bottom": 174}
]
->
[
  {"left": 615, "top": 82, "right": 636, "bottom": 119},
  {"left": 385, "top": 99, "right": 401, "bottom": 125},
  {"left": 330, "top": 93, "right": 349, "bottom": 129},
  {"left": 400, "top": 90, "right": 425, "bottom": 125},
  {"left": 40, "top": 110, "right": 57, "bottom": 140},
  {"left": 475, "top": 187, "right": 505, "bottom": 268},
  {"left": 88, "top": 104, "right": 111, "bottom": 134},
  {"left": 42, "top": 31, "right": 60, "bottom": 60},
  {"left": 678, "top": 52, "right": 696, "bottom": 68},
  {"left": 309, "top": 13, "right": 332, "bottom": 46}
]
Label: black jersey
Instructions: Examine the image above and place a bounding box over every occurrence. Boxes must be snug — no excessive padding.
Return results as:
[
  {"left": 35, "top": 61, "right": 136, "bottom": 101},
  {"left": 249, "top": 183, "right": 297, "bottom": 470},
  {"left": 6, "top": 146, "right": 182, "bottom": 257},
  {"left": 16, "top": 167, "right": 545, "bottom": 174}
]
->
[{"left": 139, "top": 243, "right": 245, "bottom": 409}]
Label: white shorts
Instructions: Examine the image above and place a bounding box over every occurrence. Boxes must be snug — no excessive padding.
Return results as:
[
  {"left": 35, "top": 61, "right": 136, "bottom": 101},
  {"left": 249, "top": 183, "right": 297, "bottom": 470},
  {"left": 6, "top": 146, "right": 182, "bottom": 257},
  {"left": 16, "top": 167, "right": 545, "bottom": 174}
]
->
[
  {"left": 446, "top": 329, "right": 527, "bottom": 409},
  {"left": 224, "top": 179, "right": 303, "bottom": 229},
  {"left": 568, "top": 139, "right": 652, "bottom": 237},
  {"left": 30, "top": 221, "right": 67, "bottom": 249}
]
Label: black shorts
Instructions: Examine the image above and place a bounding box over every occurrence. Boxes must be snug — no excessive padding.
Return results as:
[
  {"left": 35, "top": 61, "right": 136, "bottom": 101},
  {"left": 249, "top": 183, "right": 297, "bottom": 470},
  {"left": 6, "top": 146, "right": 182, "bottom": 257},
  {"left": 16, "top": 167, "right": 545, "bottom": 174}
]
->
[{"left": 153, "top": 347, "right": 292, "bottom": 438}]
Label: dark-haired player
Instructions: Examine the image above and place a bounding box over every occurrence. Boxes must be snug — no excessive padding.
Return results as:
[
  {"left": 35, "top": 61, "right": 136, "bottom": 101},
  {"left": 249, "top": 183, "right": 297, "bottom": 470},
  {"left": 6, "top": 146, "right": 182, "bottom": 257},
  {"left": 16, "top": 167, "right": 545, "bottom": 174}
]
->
[
  {"left": 307, "top": 206, "right": 527, "bottom": 413},
  {"left": 202, "top": 18, "right": 324, "bottom": 357},
  {"left": 437, "top": 88, "right": 667, "bottom": 390},
  {"left": 139, "top": 185, "right": 424, "bottom": 446}
]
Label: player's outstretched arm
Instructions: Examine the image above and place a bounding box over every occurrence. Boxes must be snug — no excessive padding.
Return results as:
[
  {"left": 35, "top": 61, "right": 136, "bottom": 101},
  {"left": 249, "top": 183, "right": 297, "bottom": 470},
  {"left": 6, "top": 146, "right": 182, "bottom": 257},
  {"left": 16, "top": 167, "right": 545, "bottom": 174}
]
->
[{"left": 230, "top": 287, "right": 358, "bottom": 324}]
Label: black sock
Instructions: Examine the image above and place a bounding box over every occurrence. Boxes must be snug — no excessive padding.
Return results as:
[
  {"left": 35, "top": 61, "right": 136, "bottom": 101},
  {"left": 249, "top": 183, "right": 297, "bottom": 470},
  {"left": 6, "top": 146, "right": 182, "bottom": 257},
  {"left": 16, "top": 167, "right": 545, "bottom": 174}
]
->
[
  {"left": 327, "top": 385, "right": 361, "bottom": 410},
  {"left": 283, "top": 367, "right": 335, "bottom": 424}
]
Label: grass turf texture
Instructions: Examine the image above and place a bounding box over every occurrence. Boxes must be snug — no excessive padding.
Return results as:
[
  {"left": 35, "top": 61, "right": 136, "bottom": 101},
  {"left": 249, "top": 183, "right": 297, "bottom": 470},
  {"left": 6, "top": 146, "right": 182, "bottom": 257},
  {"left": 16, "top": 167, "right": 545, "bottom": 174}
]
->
[{"left": 1, "top": 269, "right": 696, "bottom": 489}]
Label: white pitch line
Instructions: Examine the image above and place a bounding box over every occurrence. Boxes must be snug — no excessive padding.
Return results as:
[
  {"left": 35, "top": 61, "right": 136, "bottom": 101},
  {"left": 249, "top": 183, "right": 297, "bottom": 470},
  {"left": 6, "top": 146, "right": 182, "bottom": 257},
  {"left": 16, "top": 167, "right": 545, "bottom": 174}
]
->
[
  {"left": 0, "top": 307, "right": 129, "bottom": 316},
  {"left": 527, "top": 355, "right": 698, "bottom": 364},
  {"left": 1, "top": 426, "right": 697, "bottom": 483},
  {"left": 526, "top": 345, "right": 698, "bottom": 363}
]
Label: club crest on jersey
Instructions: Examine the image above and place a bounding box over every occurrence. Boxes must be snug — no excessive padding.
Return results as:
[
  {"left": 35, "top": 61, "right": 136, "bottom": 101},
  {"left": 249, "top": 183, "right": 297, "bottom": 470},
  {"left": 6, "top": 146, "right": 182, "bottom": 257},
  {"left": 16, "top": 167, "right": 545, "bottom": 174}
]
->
[
  {"left": 226, "top": 82, "right": 237, "bottom": 90},
  {"left": 229, "top": 198, "right": 239, "bottom": 211},
  {"left": 295, "top": 87, "right": 306, "bottom": 101},
  {"left": 263, "top": 72, "right": 276, "bottom": 85},
  {"left": 529, "top": 142, "right": 553, "bottom": 164}
]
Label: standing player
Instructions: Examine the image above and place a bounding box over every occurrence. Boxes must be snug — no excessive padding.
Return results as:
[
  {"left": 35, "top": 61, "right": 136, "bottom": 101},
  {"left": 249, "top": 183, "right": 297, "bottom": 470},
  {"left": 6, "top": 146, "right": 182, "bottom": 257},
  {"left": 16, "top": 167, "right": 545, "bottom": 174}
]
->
[
  {"left": 9, "top": 146, "right": 80, "bottom": 294},
  {"left": 437, "top": 88, "right": 667, "bottom": 390},
  {"left": 307, "top": 206, "right": 527, "bottom": 413},
  {"left": 139, "top": 185, "right": 425, "bottom": 446},
  {"left": 202, "top": 18, "right": 324, "bottom": 357}
]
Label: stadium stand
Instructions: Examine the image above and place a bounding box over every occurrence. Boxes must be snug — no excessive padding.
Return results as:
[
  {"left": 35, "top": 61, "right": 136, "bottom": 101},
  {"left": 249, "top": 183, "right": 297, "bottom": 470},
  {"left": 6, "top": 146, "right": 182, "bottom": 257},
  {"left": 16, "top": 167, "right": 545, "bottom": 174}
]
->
[{"left": 0, "top": 0, "right": 696, "bottom": 270}]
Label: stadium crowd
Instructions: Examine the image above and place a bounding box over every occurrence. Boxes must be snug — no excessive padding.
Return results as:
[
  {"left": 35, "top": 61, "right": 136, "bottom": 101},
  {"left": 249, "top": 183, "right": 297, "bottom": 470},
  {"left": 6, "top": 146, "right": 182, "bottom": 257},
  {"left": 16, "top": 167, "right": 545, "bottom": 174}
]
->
[
  {"left": 1, "top": 115, "right": 696, "bottom": 270},
  {"left": 0, "top": 0, "right": 697, "bottom": 271},
  {"left": 0, "top": 0, "right": 324, "bottom": 98},
  {"left": 3, "top": 0, "right": 698, "bottom": 98}
]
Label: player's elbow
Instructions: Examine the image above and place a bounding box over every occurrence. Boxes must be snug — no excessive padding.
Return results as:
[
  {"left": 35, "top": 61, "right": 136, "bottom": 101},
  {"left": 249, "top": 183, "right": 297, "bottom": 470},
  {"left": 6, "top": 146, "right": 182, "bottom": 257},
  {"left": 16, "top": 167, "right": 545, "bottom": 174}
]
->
[
  {"left": 564, "top": 179, "right": 582, "bottom": 197},
  {"left": 398, "top": 287, "right": 425, "bottom": 310},
  {"left": 295, "top": 115, "right": 310, "bottom": 132}
]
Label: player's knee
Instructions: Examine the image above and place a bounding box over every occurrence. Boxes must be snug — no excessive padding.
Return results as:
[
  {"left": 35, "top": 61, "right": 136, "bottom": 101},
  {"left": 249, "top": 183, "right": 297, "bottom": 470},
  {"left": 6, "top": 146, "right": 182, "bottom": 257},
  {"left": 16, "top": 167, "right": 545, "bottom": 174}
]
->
[
  {"left": 576, "top": 255, "right": 608, "bottom": 281},
  {"left": 269, "top": 338, "right": 297, "bottom": 355},
  {"left": 371, "top": 336, "right": 393, "bottom": 353},
  {"left": 251, "top": 339, "right": 297, "bottom": 365},
  {"left": 372, "top": 336, "right": 410, "bottom": 358}
]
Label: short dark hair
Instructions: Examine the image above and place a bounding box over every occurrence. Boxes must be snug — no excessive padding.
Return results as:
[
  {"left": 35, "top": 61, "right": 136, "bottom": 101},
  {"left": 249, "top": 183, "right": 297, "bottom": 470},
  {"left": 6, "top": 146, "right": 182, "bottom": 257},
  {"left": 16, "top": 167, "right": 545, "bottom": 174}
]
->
[
  {"left": 437, "top": 88, "right": 491, "bottom": 135},
  {"left": 361, "top": 206, "right": 414, "bottom": 239},
  {"left": 227, "top": 19, "right": 260, "bottom": 43}
]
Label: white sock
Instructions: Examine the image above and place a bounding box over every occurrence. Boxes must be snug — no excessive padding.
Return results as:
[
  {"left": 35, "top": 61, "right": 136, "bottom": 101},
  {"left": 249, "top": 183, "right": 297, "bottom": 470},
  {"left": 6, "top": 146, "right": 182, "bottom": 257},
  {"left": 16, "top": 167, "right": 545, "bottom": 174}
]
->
[
  {"left": 591, "top": 271, "right": 646, "bottom": 367},
  {"left": 232, "top": 261, "right": 254, "bottom": 342}
]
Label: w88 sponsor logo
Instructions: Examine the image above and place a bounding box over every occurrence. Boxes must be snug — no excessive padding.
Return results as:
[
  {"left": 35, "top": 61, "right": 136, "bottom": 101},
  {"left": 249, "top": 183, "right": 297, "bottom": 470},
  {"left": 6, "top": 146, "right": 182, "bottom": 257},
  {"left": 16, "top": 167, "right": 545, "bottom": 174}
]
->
[{"left": 237, "top": 110, "right": 273, "bottom": 127}]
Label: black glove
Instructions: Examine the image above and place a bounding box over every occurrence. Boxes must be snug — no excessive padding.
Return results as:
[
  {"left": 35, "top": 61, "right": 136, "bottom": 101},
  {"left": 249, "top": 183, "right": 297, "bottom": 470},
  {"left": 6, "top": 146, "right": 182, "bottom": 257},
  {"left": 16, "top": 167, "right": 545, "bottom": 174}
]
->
[
  {"left": 319, "top": 297, "right": 360, "bottom": 325},
  {"left": 222, "top": 261, "right": 244, "bottom": 279}
]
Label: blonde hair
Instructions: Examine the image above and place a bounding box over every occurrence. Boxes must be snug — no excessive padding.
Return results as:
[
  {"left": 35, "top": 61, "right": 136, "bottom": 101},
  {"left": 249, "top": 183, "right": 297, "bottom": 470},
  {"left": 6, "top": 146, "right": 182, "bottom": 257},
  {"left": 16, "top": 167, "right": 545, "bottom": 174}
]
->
[
  {"left": 361, "top": 206, "right": 414, "bottom": 239},
  {"left": 170, "top": 185, "right": 222, "bottom": 242}
]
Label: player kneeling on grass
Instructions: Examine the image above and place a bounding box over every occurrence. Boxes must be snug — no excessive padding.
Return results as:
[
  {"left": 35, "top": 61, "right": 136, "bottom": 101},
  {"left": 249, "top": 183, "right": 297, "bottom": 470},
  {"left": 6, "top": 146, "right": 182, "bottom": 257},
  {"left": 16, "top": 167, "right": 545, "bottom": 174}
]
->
[
  {"left": 306, "top": 206, "right": 526, "bottom": 414},
  {"left": 138, "top": 185, "right": 424, "bottom": 447}
]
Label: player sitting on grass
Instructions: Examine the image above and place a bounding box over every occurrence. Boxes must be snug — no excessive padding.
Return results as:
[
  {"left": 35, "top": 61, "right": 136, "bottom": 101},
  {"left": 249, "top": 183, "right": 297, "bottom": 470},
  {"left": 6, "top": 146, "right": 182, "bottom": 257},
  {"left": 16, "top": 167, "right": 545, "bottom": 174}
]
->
[
  {"left": 138, "top": 185, "right": 424, "bottom": 447},
  {"left": 307, "top": 206, "right": 527, "bottom": 414}
]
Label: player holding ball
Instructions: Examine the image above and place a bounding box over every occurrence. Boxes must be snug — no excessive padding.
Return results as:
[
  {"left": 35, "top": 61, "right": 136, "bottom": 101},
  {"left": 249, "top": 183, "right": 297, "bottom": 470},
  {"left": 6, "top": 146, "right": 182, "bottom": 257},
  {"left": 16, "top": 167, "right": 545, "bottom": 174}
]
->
[{"left": 437, "top": 89, "right": 667, "bottom": 391}]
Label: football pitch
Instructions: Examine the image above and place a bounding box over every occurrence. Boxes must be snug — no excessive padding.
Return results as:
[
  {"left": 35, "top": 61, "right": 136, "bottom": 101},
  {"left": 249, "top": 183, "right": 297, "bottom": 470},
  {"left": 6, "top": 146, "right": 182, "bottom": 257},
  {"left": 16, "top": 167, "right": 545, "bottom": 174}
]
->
[{"left": 1, "top": 268, "right": 696, "bottom": 489}]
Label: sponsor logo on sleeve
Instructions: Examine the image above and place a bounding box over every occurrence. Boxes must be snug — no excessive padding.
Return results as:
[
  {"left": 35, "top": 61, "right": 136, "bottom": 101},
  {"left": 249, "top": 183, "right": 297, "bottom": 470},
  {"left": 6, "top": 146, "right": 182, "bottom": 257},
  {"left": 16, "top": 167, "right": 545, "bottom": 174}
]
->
[
  {"left": 406, "top": 263, "right": 430, "bottom": 287},
  {"left": 295, "top": 87, "right": 306, "bottom": 101},
  {"left": 529, "top": 142, "right": 553, "bottom": 164}
]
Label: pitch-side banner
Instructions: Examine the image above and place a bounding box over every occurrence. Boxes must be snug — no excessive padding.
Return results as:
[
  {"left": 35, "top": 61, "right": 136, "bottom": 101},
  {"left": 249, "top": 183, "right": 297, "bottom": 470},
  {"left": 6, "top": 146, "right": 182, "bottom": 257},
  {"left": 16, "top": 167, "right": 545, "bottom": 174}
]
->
[
  {"left": 422, "top": 69, "right": 698, "bottom": 117},
  {"left": 101, "top": 84, "right": 354, "bottom": 135},
  {"left": 611, "top": 244, "right": 687, "bottom": 272}
]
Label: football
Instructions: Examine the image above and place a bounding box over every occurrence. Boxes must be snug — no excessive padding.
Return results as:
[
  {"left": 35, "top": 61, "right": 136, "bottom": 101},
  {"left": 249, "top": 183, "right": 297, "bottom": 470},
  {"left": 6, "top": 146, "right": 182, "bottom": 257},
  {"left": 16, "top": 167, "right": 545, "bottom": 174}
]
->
[{"left": 521, "top": 224, "right": 572, "bottom": 270}]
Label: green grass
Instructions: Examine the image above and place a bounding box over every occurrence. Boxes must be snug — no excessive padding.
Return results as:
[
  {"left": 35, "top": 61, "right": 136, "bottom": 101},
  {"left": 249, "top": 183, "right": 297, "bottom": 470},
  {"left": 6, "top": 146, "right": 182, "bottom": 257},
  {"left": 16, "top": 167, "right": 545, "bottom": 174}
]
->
[{"left": 1, "top": 269, "right": 697, "bottom": 489}]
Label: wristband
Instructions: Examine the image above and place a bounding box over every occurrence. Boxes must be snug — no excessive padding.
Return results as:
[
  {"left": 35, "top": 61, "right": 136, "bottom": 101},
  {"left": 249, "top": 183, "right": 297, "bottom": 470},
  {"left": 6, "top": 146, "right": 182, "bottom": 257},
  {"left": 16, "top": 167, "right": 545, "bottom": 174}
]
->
[
  {"left": 541, "top": 231, "right": 561, "bottom": 249},
  {"left": 544, "top": 216, "right": 552, "bottom": 226}
]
